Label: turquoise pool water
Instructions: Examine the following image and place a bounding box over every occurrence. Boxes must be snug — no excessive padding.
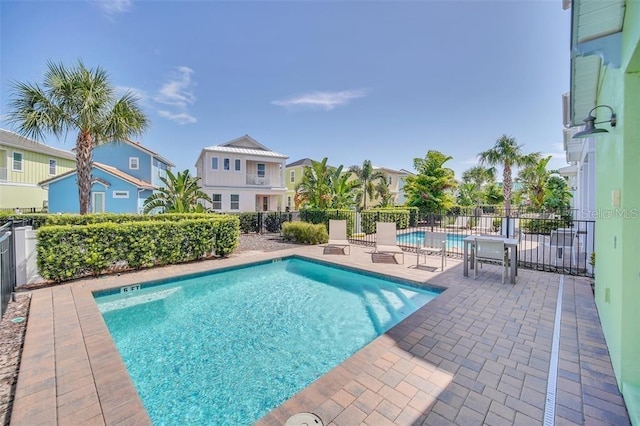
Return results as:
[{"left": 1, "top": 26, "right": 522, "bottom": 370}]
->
[
  {"left": 94, "top": 257, "right": 441, "bottom": 425},
  {"left": 397, "top": 231, "right": 464, "bottom": 247}
]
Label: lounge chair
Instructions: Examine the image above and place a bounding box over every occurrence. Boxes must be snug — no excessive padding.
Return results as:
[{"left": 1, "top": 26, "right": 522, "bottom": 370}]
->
[
  {"left": 417, "top": 231, "right": 447, "bottom": 271},
  {"left": 474, "top": 238, "right": 509, "bottom": 284},
  {"left": 446, "top": 216, "right": 469, "bottom": 230},
  {"left": 374, "top": 222, "right": 404, "bottom": 264},
  {"left": 324, "top": 219, "right": 350, "bottom": 255}
]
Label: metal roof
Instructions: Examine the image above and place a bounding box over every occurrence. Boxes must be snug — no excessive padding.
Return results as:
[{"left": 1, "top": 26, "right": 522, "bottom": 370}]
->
[
  {"left": 202, "top": 145, "right": 288, "bottom": 159},
  {"left": 0, "top": 129, "right": 75, "bottom": 160}
]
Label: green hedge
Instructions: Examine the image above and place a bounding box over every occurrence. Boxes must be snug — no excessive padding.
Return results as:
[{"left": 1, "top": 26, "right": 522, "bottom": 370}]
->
[
  {"left": 37, "top": 216, "right": 239, "bottom": 282},
  {"left": 520, "top": 218, "right": 567, "bottom": 235},
  {"left": 299, "top": 209, "right": 356, "bottom": 236},
  {"left": 0, "top": 212, "right": 229, "bottom": 228},
  {"left": 236, "top": 213, "right": 260, "bottom": 233},
  {"left": 281, "top": 222, "right": 328, "bottom": 244},
  {"left": 361, "top": 209, "right": 410, "bottom": 234},
  {"left": 374, "top": 206, "right": 419, "bottom": 227}
]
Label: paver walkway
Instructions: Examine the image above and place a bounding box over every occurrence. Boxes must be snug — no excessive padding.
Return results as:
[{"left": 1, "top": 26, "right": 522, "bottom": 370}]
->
[{"left": 9, "top": 243, "right": 629, "bottom": 425}]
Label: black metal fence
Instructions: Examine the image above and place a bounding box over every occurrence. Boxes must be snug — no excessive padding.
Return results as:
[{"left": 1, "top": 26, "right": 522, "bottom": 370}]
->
[
  {"left": 0, "top": 221, "right": 16, "bottom": 317},
  {"left": 276, "top": 209, "right": 595, "bottom": 278}
]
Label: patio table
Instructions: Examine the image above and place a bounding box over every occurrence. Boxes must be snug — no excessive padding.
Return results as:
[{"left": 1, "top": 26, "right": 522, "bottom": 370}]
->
[{"left": 463, "top": 235, "right": 518, "bottom": 284}]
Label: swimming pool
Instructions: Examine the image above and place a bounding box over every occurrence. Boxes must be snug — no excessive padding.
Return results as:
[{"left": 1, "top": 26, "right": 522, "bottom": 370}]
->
[
  {"left": 397, "top": 231, "right": 464, "bottom": 248},
  {"left": 94, "top": 257, "right": 441, "bottom": 425}
]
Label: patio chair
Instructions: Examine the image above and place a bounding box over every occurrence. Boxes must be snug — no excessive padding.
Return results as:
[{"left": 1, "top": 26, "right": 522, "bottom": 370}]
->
[
  {"left": 417, "top": 231, "right": 447, "bottom": 271},
  {"left": 473, "top": 238, "right": 509, "bottom": 284},
  {"left": 324, "top": 219, "right": 350, "bottom": 255},
  {"left": 374, "top": 222, "right": 404, "bottom": 264},
  {"left": 549, "top": 228, "right": 577, "bottom": 266}
]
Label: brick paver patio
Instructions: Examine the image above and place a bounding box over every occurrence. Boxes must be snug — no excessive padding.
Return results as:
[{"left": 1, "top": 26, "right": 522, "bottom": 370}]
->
[{"left": 9, "top": 243, "right": 630, "bottom": 425}]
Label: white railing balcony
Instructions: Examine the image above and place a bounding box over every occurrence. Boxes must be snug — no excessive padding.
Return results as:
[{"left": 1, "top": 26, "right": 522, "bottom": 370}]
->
[
  {"left": 246, "top": 174, "right": 271, "bottom": 186},
  {"left": 0, "top": 167, "right": 7, "bottom": 181}
]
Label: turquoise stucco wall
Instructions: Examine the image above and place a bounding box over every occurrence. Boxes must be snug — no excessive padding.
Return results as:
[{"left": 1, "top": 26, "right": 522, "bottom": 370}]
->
[{"left": 593, "top": 1, "right": 640, "bottom": 423}]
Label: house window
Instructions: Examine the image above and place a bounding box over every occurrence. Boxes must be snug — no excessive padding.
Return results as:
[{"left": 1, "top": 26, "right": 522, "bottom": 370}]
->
[
  {"left": 211, "top": 157, "right": 219, "bottom": 170},
  {"left": 287, "top": 196, "right": 291, "bottom": 207},
  {"left": 224, "top": 158, "right": 230, "bottom": 171},
  {"left": 257, "top": 163, "right": 266, "bottom": 178},
  {"left": 49, "top": 159, "right": 57, "bottom": 175},
  {"left": 12, "top": 152, "right": 23, "bottom": 172},
  {"left": 113, "top": 191, "right": 130, "bottom": 199},
  {"left": 235, "top": 159, "right": 241, "bottom": 171},
  {"left": 388, "top": 175, "right": 392, "bottom": 186},
  {"left": 230, "top": 194, "right": 239, "bottom": 210},
  {"left": 129, "top": 157, "right": 139, "bottom": 170},
  {"left": 290, "top": 170, "right": 295, "bottom": 183},
  {"left": 212, "top": 194, "right": 222, "bottom": 210}
]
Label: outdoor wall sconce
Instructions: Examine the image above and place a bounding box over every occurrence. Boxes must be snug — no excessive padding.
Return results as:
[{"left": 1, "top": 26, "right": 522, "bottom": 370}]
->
[{"left": 573, "top": 105, "right": 617, "bottom": 138}]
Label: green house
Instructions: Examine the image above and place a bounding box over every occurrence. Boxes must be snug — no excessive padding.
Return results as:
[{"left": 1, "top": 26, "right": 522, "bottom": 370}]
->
[
  {"left": 0, "top": 129, "right": 75, "bottom": 210},
  {"left": 285, "top": 158, "right": 315, "bottom": 210},
  {"left": 569, "top": 0, "right": 640, "bottom": 422}
]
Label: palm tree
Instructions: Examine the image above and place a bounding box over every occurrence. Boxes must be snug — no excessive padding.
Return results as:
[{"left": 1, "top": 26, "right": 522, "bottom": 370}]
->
[
  {"left": 478, "top": 135, "right": 540, "bottom": 215},
  {"left": 374, "top": 175, "right": 394, "bottom": 207},
  {"left": 329, "top": 166, "right": 359, "bottom": 209},
  {"left": 143, "top": 169, "right": 211, "bottom": 213},
  {"left": 6, "top": 60, "right": 148, "bottom": 214},
  {"left": 403, "top": 150, "right": 457, "bottom": 213},
  {"left": 349, "top": 160, "right": 385, "bottom": 210},
  {"left": 461, "top": 165, "right": 495, "bottom": 205},
  {"left": 516, "top": 155, "right": 556, "bottom": 209},
  {"left": 295, "top": 157, "right": 333, "bottom": 209}
]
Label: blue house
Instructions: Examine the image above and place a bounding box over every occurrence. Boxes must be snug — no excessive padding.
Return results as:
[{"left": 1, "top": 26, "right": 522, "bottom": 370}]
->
[{"left": 40, "top": 140, "right": 174, "bottom": 213}]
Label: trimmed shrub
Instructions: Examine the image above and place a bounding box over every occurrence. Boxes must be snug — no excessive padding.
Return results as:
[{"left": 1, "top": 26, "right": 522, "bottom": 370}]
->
[
  {"left": 36, "top": 216, "right": 239, "bottom": 282},
  {"left": 520, "top": 218, "right": 567, "bottom": 235},
  {"left": 299, "top": 209, "right": 355, "bottom": 236},
  {"left": 236, "top": 213, "right": 259, "bottom": 233},
  {"left": 281, "top": 222, "right": 328, "bottom": 244},
  {"left": 361, "top": 209, "right": 410, "bottom": 234}
]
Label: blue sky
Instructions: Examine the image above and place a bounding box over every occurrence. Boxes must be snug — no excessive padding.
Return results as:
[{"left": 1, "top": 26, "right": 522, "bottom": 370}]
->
[{"left": 1, "top": 0, "right": 570, "bottom": 180}]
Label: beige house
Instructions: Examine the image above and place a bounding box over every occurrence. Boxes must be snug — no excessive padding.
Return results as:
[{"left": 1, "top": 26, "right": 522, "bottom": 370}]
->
[
  {"left": 0, "top": 129, "right": 75, "bottom": 210},
  {"left": 368, "top": 166, "right": 413, "bottom": 207},
  {"left": 195, "top": 135, "right": 288, "bottom": 212}
]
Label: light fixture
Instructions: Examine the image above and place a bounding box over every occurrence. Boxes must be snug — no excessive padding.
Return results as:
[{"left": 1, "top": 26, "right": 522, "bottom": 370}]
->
[{"left": 573, "top": 105, "right": 617, "bottom": 139}]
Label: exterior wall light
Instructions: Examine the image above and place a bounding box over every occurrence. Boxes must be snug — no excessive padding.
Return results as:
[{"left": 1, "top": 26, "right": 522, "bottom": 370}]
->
[{"left": 573, "top": 105, "right": 617, "bottom": 139}]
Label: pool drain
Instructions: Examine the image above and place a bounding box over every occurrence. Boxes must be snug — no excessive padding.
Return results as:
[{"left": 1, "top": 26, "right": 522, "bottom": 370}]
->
[{"left": 285, "top": 412, "right": 323, "bottom": 426}]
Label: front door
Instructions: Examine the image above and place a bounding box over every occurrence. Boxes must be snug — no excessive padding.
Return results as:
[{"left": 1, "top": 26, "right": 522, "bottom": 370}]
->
[
  {"left": 92, "top": 192, "right": 105, "bottom": 213},
  {"left": 262, "top": 196, "right": 269, "bottom": 211}
]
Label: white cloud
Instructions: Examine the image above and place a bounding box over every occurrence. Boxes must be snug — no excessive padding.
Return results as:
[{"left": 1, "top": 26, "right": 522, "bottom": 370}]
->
[
  {"left": 272, "top": 89, "right": 369, "bottom": 111},
  {"left": 96, "top": 0, "right": 132, "bottom": 16},
  {"left": 154, "top": 66, "right": 196, "bottom": 108},
  {"left": 158, "top": 111, "right": 197, "bottom": 125},
  {"left": 153, "top": 66, "right": 197, "bottom": 125}
]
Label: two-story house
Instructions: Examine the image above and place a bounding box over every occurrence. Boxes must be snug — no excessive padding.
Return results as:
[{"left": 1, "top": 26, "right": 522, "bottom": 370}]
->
[
  {"left": 195, "top": 135, "right": 288, "bottom": 212},
  {"left": 0, "top": 129, "right": 75, "bottom": 211},
  {"left": 40, "top": 139, "right": 174, "bottom": 213},
  {"left": 285, "top": 158, "right": 315, "bottom": 210}
]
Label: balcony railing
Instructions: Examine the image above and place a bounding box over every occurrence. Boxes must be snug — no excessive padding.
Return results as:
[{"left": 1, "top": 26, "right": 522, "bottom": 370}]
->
[
  {"left": 0, "top": 167, "right": 6, "bottom": 181},
  {"left": 246, "top": 174, "right": 271, "bottom": 186}
]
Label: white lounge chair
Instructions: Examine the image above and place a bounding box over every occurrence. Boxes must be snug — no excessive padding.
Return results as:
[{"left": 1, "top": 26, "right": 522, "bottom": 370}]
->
[
  {"left": 446, "top": 216, "right": 469, "bottom": 230},
  {"left": 324, "top": 219, "right": 350, "bottom": 255},
  {"left": 374, "top": 222, "right": 404, "bottom": 264},
  {"left": 417, "top": 231, "right": 447, "bottom": 271},
  {"left": 474, "top": 238, "right": 509, "bottom": 284}
]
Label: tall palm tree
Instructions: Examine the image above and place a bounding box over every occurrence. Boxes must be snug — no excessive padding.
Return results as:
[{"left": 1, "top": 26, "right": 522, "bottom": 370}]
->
[
  {"left": 6, "top": 60, "right": 148, "bottom": 214},
  {"left": 349, "top": 159, "right": 385, "bottom": 210},
  {"left": 478, "top": 135, "right": 540, "bottom": 215},
  {"left": 143, "top": 169, "right": 212, "bottom": 213}
]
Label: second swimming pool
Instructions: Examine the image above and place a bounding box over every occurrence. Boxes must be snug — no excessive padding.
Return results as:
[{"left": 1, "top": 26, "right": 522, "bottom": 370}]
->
[{"left": 94, "top": 257, "right": 442, "bottom": 425}]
